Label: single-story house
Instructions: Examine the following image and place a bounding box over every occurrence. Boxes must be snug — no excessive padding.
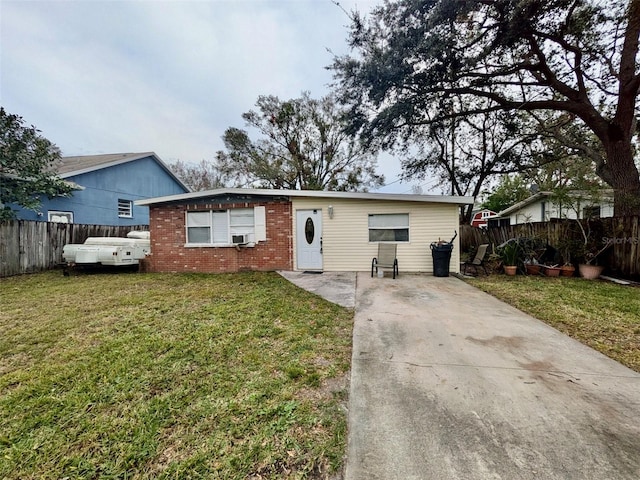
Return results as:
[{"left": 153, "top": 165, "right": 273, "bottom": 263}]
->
[
  {"left": 135, "top": 188, "right": 473, "bottom": 274},
  {"left": 12, "top": 152, "right": 189, "bottom": 225},
  {"left": 492, "top": 191, "right": 614, "bottom": 226}
]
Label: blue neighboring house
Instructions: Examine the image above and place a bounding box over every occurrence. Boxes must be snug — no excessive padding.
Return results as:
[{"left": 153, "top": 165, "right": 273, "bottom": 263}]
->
[{"left": 13, "top": 152, "right": 189, "bottom": 225}]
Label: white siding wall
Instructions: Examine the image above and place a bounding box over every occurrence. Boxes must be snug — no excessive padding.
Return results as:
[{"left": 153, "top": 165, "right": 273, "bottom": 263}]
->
[
  {"left": 510, "top": 201, "right": 543, "bottom": 224},
  {"left": 292, "top": 198, "right": 461, "bottom": 273},
  {"left": 600, "top": 202, "right": 614, "bottom": 217}
]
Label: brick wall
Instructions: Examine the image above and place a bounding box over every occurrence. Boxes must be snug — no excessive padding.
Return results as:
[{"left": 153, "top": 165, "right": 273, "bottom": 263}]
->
[{"left": 144, "top": 200, "right": 293, "bottom": 273}]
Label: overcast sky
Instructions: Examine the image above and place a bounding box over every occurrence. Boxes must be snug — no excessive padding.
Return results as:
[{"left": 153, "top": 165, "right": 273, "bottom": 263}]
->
[{"left": 1, "top": 0, "right": 439, "bottom": 194}]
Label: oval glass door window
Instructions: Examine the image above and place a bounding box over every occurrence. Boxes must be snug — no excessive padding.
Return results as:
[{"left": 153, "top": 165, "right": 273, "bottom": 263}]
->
[{"left": 305, "top": 217, "right": 315, "bottom": 244}]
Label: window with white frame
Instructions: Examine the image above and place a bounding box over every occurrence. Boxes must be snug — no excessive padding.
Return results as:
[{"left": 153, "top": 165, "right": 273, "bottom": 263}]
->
[
  {"left": 186, "top": 207, "right": 266, "bottom": 246},
  {"left": 48, "top": 211, "right": 74, "bottom": 223},
  {"left": 118, "top": 199, "right": 133, "bottom": 218},
  {"left": 368, "top": 213, "right": 409, "bottom": 242}
]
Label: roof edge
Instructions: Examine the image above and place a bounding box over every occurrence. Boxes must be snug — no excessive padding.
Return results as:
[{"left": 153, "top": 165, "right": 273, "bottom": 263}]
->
[
  {"left": 497, "top": 192, "right": 551, "bottom": 217},
  {"left": 134, "top": 188, "right": 474, "bottom": 206}
]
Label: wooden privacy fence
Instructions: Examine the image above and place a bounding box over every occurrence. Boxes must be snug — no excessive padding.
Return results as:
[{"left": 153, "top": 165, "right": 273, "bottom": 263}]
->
[
  {"left": 0, "top": 220, "right": 148, "bottom": 277},
  {"left": 459, "top": 216, "right": 640, "bottom": 278}
]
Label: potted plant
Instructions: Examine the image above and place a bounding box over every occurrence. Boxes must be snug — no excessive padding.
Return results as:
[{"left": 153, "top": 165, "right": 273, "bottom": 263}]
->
[
  {"left": 560, "top": 263, "right": 576, "bottom": 277},
  {"left": 578, "top": 248, "right": 610, "bottom": 279},
  {"left": 556, "top": 236, "right": 580, "bottom": 277},
  {"left": 525, "top": 260, "right": 541, "bottom": 276},
  {"left": 543, "top": 186, "right": 612, "bottom": 279},
  {"left": 499, "top": 241, "right": 522, "bottom": 276},
  {"left": 542, "top": 264, "right": 561, "bottom": 277},
  {"left": 574, "top": 219, "right": 613, "bottom": 279},
  {"left": 522, "top": 237, "right": 544, "bottom": 275}
]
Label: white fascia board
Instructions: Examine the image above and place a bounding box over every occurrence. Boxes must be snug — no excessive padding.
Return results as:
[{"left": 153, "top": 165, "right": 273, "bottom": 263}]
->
[
  {"left": 497, "top": 192, "right": 551, "bottom": 217},
  {"left": 135, "top": 188, "right": 474, "bottom": 206}
]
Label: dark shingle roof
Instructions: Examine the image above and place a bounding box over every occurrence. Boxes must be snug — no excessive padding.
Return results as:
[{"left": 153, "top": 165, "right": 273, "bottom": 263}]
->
[
  {"left": 57, "top": 152, "right": 156, "bottom": 176},
  {"left": 56, "top": 152, "right": 190, "bottom": 192}
]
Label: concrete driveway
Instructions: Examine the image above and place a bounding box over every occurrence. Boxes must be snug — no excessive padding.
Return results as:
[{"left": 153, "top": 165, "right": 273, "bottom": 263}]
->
[{"left": 345, "top": 273, "right": 640, "bottom": 480}]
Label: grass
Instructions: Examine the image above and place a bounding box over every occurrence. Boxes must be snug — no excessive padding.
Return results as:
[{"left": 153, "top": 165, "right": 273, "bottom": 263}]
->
[
  {"left": 467, "top": 275, "right": 640, "bottom": 372},
  {"left": 0, "top": 270, "right": 353, "bottom": 479}
]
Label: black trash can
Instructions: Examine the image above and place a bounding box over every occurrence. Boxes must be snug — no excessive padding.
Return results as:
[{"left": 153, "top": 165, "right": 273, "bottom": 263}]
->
[{"left": 431, "top": 242, "right": 454, "bottom": 277}]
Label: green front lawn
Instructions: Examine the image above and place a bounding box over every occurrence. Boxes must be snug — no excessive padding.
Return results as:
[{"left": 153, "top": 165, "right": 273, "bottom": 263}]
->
[
  {"left": 467, "top": 275, "right": 640, "bottom": 372},
  {"left": 0, "top": 271, "right": 353, "bottom": 479}
]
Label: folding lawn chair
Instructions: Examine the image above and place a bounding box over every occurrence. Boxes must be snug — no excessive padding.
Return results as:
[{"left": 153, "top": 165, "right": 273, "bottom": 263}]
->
[
  {"left": 371, "top": 243, "right": 399, "bottom": 279},
  {"left": 461, "top": 244, "right": 489, "bottom": 276}
]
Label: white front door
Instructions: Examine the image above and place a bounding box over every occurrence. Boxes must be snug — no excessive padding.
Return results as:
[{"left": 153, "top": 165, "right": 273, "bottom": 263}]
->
[{"left": 296, "top": 209, "right": 323, "bottom": 270}]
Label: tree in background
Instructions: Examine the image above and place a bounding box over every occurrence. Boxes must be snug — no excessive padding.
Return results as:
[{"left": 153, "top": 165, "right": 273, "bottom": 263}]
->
[
  {"left": 481, "top": 176, "right": 532, "bottom": 214},
  {"left": 481, "top": 124, "right": 605, "bottom": 215},
  {"left": 399, "top": 103, "right": 547, "bottom": 222},
  {"left": 215, "top": 92, "right": 384, "bottom": 191},
  {"left": 169, "top": 159, "right": 226, "bottom": 192},
  {"left": 0, "top": 107, "right": 73, "bottom": 220},
  {"left": 332, "top": 0, "right": 640, "bottom": 215}
]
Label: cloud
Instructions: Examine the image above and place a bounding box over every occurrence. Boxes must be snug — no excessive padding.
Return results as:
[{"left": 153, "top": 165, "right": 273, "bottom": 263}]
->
[{"left": 1, "top": 0, "right": 411, "bottom": 189}]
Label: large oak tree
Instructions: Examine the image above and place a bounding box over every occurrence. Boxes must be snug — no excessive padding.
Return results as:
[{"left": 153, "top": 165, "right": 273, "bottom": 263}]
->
[
  {"left": 215, "top": 92, "right": 384, "bottom": 191},
  {"left": 332, "top": 0, "right": 640, "bottom": 215},
  {"left": 169, "top": 159, "right": 227, "bottom": 192}
]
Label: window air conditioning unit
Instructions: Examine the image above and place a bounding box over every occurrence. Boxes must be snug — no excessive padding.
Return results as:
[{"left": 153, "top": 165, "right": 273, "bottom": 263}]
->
[{"left": 232, "top": 234, "right": 249, "bottom": 245}]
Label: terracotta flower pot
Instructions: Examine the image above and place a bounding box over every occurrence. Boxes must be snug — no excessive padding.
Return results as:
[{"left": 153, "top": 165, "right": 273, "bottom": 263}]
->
[
  {"left": 578, "top": 263, "right": 604, "bottom": 280},
  {"left": 504, "top": 265, "right": 517, "bottom": 276},
  {"left": 560, "top": 265, "right": 576, "bottom": 277},
  {"left": 525, "top": 264, "right": 541, "bottom": 275},
  {"left": 544, "top": 266, "right": 561, "bottom": 277}
]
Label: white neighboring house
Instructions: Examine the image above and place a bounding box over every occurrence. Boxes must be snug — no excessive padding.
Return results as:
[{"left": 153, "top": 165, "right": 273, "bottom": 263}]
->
[{"left": 494, "top": 191, "right": 614, "bottom": 225}]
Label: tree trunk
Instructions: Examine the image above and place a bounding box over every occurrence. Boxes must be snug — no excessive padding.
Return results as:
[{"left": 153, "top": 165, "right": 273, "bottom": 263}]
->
[
  {"left": 460, "top": 204, "right": 474, "bottom": 224},
  {"left": 604, "top": 140, "right": 640, "bottom": 216}
]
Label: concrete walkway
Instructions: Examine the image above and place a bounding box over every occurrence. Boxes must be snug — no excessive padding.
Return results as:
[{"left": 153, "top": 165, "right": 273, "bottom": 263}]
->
[
  {"left": 345, "top": 273, "right": 640, "bottom": 479},
  {"left": 277, "top": 271, "right": 356, "bottom": 308}
]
